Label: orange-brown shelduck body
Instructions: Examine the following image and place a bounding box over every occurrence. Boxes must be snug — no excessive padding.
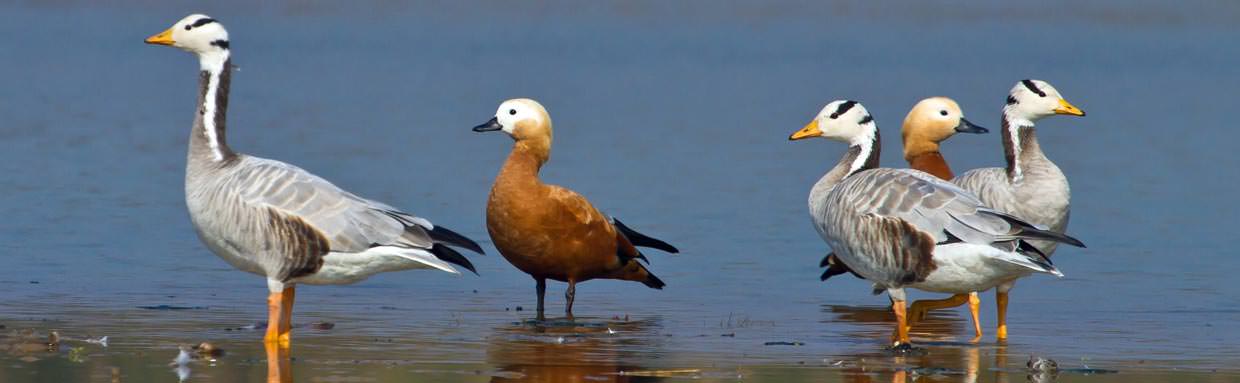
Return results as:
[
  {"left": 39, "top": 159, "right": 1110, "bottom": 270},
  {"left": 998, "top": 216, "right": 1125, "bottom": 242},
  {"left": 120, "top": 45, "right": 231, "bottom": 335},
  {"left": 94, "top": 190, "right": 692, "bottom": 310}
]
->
[
  {"left": 486, "top": 146, "right": 660, "bottom": 286},
  {"left": 474, "top": 98, "right": 676, "bottom": 320}
]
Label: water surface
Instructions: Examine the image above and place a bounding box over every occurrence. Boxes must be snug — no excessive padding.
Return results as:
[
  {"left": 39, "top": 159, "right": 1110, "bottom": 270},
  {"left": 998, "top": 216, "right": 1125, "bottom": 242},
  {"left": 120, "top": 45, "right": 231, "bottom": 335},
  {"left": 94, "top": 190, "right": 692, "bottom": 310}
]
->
[{"left": 2, "top": 1, "right": 1239, "bottom": 381}]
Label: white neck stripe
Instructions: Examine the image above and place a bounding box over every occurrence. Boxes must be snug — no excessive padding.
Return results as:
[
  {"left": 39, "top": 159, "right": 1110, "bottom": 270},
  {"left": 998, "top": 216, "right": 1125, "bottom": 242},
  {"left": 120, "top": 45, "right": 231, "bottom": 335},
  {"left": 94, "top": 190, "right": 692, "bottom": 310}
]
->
[
  {"left": 1003, "top": 107, "right": 1032, "bottom": 183},
  {"left": 200, "top": 51, "right": 229, "bottom": 162}
]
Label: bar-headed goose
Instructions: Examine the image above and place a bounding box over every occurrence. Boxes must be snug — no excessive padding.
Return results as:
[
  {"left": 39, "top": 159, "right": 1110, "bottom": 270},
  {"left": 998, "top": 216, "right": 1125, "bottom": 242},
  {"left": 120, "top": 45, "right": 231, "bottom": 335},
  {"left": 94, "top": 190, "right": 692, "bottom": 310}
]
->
[
  {"left": 953, "top": 79, "right": 1086, "bottom": 340},
  {"left": 819, "top": 97, "right": 991, "bottom": 340},
  {"left": 473, "top": 98, "right": 678, "bottom": 321},
  {"left": 790, "top": 100, "right": 1082, "bottom": 347},
  {"left": 144, "top": 14, "right": 482, "bottom": 347}
]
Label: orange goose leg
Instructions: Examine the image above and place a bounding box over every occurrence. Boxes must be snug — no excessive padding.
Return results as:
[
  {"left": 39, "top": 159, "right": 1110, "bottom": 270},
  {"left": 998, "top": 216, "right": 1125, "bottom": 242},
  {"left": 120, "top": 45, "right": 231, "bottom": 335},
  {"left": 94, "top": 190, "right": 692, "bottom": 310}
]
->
[
  {"left": 906, "top": 292, "right": 982, "bottom": 340},
  {"left": 264, "top": 287, "right": 294, "bottom": 347},
  {"left": 891, "top": 299, "right": 910, "bottom": 346}
]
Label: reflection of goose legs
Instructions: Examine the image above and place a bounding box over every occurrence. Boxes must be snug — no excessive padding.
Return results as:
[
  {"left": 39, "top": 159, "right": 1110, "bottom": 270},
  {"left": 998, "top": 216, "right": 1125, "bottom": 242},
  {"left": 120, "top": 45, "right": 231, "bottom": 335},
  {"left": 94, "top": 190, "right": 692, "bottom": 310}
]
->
[{"left": 265, "top": 341, "right": 292, "bottom": 383}]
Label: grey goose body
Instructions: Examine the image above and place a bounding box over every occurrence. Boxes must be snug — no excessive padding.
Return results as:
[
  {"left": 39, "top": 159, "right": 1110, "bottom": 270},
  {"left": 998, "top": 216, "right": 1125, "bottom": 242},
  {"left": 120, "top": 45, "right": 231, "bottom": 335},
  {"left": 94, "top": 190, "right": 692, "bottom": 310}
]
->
[
  {"left": 950, "top": 79, "right": 1086, "bottom": 340},
  {"left": 147, "top": 14, "right": 480, "bottom": 346}
]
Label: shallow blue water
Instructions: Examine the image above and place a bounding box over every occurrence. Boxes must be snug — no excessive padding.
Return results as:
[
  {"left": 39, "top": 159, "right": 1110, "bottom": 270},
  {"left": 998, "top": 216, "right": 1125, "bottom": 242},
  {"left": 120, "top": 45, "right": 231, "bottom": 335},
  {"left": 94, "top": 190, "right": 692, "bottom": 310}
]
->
[{"left": 1, "top": 1, "right": 1238, "bottom": 381}]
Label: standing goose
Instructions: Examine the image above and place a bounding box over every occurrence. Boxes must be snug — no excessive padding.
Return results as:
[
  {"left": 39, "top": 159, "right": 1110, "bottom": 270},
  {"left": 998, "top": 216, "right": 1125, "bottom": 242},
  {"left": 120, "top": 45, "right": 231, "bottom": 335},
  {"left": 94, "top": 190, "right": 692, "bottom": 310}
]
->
[
  {"left": 820, "top": 97, "right": 992, "bottom": 340},
  {"left": 789, "top": 100, "right": 1083, "bottom": 347},
  {"left": 144, "top": 14, "right": 482, "bottom": 347},
  {"left": 953, "top": 79, "right": 1086, "bottom": 340},
  {"left": 473, "top": 98, "right": 677, "bottom": 321}
]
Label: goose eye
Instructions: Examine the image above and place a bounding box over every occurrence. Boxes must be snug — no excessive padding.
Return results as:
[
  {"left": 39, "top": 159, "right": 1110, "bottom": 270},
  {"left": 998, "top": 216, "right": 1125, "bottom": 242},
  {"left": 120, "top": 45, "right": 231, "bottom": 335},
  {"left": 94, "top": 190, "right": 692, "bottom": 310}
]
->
[
  {"left": 939, "top": 110, "right": 948, "bottom": 116},
  {"left": 508, "top": 109, "right": 517, "bottom": 115}
]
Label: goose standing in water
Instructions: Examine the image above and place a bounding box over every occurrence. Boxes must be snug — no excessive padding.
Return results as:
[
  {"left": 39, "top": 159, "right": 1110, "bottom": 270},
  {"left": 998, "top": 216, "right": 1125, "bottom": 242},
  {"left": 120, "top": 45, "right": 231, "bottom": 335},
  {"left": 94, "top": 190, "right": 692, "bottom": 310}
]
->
[
  {"left": 473, "top": 98, "right": 677, "bottom": 321},
  {"left": 144, "top": 14, "right": 482, "bottom": 347},
  {"left": 789, "top": 100, "right": 1083, "bottom": 347},
  {"left": 953, "top": 79, "right": 1086, "bottom": 340},
  {"left": 820, "top": 97, "right": 991, "bottom": 340}
]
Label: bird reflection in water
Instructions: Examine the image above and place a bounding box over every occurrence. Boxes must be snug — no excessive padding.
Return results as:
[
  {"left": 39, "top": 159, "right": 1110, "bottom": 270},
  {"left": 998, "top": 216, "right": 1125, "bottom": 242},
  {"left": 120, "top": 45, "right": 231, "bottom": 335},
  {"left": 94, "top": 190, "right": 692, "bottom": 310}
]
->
[
  {"left": 265, "top": 342, "right": 292, "bottom": 383},
  {"left": 488, "top": 317, "right": 671, "bottom": 382},
  {"left": 822, "top": 305, "right": 1015, "bottom": 383}
]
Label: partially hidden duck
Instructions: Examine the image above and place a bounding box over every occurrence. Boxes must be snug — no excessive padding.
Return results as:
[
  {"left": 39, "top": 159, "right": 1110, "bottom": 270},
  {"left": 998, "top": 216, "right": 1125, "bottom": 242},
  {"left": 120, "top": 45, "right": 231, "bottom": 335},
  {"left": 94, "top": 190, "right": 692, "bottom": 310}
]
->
[{"left": 473, "top": 98, "right": 678, "bottom": 321}]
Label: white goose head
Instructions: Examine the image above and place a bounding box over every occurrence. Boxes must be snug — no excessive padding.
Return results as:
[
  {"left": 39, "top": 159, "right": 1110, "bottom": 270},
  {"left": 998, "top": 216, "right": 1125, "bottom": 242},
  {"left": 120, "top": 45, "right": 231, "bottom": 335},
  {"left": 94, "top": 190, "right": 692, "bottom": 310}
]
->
[
  {"left": 789, "top": 100, "right": 876, "bottom": 146},
  {"left": 1005, "top": 79, "right": 1085, "bottom": 123},
  {"left": 145, "top": 14, "right": 230, "bottom": 70}
]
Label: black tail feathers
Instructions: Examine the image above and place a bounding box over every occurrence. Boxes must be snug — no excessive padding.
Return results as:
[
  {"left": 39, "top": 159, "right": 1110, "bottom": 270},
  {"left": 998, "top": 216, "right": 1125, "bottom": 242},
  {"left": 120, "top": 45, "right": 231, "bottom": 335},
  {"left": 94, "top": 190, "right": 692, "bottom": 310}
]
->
[
  {"left": 428, "top": 244, "right": 478, "bottom": 275},
  {"left": 613, "top": 218, "right": 679, "bottom": 254},
  {"left": 428, "top": 225, "right": 486, "bottom": 254}
]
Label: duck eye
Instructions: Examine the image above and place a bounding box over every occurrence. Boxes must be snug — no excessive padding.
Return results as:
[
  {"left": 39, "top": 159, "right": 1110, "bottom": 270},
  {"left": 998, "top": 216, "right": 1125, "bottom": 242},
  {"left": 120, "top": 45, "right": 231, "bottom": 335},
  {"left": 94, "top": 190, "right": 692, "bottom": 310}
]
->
[
  {"left": 508, "top": 109, "right": 517, "bottom": 115},
  {"left": 939, "top": 110, "right": 948, "bottom": 116}
]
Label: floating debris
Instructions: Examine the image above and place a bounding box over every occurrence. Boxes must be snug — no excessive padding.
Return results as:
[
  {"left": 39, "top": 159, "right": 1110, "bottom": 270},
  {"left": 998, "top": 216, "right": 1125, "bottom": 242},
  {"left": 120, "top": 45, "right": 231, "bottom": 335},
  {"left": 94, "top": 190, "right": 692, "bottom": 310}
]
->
[
  {"left": 67, "top": 346, "right": 87, "bottom": 363},
  {"left": 224, "top": 322, "right": 265, "bottom": 331},
  {"left": 306, "top": 322, "right": 335, "bottom": 330},
  {"left": 721, "top": 333, "right": 735, "bottom": 337},
  {"left": 84, "top": 336, "right": 109, "bottom": 348},
  {"left": 1028, "top": 355, "right": 1059, "bottom": 373},
  {"left": 908, "top": 366, "right": 963, "bottom": 377},
  {"left": 887, "top": 343, "right": 925, "bottom": 355},
  {"left": 192, "top": 342, "right": 224, "bottom": 359},
  {"left": 616, "top": 369, "right": 701, "bottom": 377},
  {"left": 137, "top": 305, "right": 208, "bottom": 310},
  {"left": 171, "top": 346, "right": 193, "bottom": 366},
  {"left": 763, "top": 341, "right": 804, "bottom": 346}
]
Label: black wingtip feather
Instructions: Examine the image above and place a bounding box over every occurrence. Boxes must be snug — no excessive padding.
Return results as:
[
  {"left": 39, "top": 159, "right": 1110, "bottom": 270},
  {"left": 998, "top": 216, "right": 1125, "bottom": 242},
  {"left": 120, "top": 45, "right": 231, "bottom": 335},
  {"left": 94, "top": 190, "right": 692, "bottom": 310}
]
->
[
  {"left": 429, "top": 244, "right": 478, "bottom": 275},
  {"left": 612, "top": 218, "right": 679, "bottom": 254},
  {"left": 1017, "top": 240, "right": 1055, "bottom": 269},
  {"left": 428, "top": 225, "right": 485, "bottom": 254},
  {"left": 990, "top": 211, "right": 1087, "bottom": 248}
]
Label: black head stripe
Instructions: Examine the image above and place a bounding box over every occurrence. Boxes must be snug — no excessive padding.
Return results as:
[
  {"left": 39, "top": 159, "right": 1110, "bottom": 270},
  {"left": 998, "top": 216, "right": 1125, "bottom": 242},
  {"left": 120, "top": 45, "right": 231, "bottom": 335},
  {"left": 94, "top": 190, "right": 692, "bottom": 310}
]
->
[
  {"left": 830, "top": 100, "right": 858, "bottom": 119},
  {"left": 191, "top": 18, "right": 217, "bottom": 28},
  {"left": 1021, "top": 79, "right": 1046, "bottom": 97},
  {"left": 858, "top": 114, "right": 874, "bottom": 125},
  {"left": 1006, "top": 95, "right": 1018, "bottom": 105},
  {"left": 210, "top": 40, "right": 230, "bottom": 49}
]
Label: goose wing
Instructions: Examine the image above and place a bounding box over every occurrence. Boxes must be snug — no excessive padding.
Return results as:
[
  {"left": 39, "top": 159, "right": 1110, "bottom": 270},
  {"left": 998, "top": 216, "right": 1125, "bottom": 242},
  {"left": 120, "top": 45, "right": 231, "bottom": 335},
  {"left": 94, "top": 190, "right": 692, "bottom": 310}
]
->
[
  {"left": 231, "top": 157, "right": 479, "bottom": 271},
  {"left": 821, "top": 168, "right": 1077, "bottom": 285},
  {"left": 832, "top": 168, "right": 1019, "bottom": 246}
]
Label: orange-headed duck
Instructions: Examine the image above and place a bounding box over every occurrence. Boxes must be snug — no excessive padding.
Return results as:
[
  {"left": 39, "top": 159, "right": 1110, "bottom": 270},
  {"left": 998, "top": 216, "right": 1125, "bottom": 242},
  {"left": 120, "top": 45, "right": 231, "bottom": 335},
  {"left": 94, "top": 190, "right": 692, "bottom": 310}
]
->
[{"left": 473, "top": 98, "right": 678, "bottom": 321}]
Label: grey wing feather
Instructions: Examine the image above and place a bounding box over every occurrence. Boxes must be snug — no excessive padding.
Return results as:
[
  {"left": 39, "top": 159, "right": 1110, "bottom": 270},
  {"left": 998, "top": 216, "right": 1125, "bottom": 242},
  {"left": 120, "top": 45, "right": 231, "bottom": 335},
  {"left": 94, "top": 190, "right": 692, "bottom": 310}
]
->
[
  {"left": 234, "top": 158, "right": 434, "bottom": 253},
  {"left": 834, "top": 169, "right": 1015, "bottom": 246}
]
